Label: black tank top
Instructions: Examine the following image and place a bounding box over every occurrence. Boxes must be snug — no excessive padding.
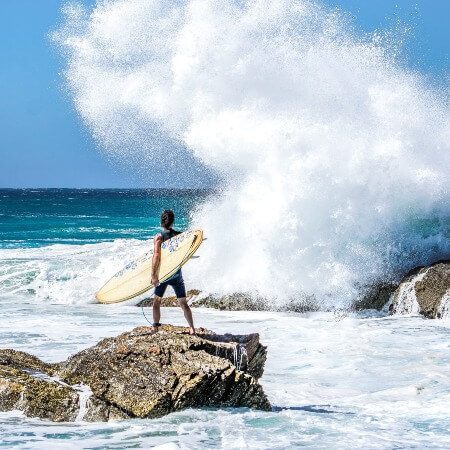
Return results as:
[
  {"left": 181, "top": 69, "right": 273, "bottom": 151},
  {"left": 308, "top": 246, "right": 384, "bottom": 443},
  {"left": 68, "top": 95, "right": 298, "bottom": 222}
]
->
[
  {"left": 160, "top": 228, "right": 181, "bottom": 242},
  {"left": 160, "top": 228, "right": 182, "bottom": 276}
]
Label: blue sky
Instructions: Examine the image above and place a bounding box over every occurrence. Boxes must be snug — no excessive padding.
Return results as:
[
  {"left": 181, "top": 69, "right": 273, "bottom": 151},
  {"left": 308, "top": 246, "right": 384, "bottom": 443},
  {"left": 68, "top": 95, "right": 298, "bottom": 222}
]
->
[{"left": 0, "top": 0, "right": 448, "bottom": 188}]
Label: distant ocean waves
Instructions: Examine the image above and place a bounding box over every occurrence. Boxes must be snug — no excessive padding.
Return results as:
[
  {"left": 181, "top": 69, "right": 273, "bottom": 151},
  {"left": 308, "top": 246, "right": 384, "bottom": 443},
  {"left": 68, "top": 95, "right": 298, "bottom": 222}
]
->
[
  {"left": 0, "top": 188, "right": 210, "bottom": 249},
  {"left": 0, "top": 189, "right": 210, "bottom": 304}
]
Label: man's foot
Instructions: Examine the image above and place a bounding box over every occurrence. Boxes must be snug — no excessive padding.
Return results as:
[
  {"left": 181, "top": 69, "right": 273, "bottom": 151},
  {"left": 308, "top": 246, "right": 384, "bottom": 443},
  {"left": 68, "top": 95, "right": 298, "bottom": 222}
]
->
[
  {"left": 152, "top": 322, "right": 161, "bottom": 334},
  {"left": 189, "top": 327, "right": 196, "bottom": 335}
]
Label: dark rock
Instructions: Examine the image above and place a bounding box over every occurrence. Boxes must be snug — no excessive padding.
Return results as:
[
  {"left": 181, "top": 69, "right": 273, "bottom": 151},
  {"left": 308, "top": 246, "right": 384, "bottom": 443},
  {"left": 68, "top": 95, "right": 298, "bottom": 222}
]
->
[
  {"left": 190, "top": 292, "right": 319, "bottom": 313},
  {"left": 415, "top": 262, "right": 450, "bottom": 318},
  {"left": 278, "top": 296, "right": 320, "bottom": 313},
  {"left": 187, "top": 261, "right": 449, "bottom": 316},
  {"left": 352, "top": 282, "right": 397, "bottom": 311},
  {"left": 391, "top": 261, "right": 450, "bottom": 318},
  {"left": 0, "top": 327, "right": 271, "bottom": 422}
]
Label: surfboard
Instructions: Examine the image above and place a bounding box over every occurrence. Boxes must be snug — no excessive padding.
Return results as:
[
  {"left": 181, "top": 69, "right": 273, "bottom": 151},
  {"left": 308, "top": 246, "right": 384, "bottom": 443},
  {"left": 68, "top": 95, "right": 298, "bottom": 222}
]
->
[{"left": 96, "top": 229, "right": 203, "bottom": 304}]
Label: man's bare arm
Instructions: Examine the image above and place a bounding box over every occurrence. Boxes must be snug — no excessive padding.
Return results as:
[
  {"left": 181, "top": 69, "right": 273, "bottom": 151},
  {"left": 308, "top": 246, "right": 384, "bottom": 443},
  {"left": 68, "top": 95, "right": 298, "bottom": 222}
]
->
[{"left": 151, "top": 234, "right": 162, "bottom": 286}]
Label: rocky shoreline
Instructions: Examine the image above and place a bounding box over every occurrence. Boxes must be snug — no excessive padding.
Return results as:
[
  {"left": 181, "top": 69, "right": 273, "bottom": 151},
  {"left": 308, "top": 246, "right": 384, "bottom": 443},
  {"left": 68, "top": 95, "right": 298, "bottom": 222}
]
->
[
  {"left": 1, "top": 262, "right": 447, "bottom": 424},
  {"left": 0, "top": 326, "right": 271, "bottom": 422},
  {"left": 140, "top": 261, "right": 450, "bottom": 319},
  {"left": 390, "top": 261, "right": 450, "bottom": 319}
]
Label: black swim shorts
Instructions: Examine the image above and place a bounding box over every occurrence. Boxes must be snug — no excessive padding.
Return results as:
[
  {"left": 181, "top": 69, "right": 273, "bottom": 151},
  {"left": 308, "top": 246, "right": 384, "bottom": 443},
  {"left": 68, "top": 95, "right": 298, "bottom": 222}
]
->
[{"left": 154, "top": 269, "right": 186, "bottom": 298}]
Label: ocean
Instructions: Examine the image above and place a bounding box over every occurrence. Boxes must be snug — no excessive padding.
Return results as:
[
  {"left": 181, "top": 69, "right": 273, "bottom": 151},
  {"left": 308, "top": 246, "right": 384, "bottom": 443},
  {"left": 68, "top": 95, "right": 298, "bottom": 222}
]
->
[
  {"left": 3, "top": 0, "right": 450, "bottom": 447},
  {"left": 0, "top": 189, "right": 449, "bottom": 449},
  {"left": 0, "top": 188, "right": 210, "bottom": 249}
]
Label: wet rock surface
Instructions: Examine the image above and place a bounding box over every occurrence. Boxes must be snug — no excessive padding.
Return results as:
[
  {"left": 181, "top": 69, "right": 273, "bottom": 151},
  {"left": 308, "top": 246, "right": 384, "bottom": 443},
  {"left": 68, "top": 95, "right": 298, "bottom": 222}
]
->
[
  {"left": 391, "top": 261, "right": 450, "bottom": 319},
  {"left": 155, "top": 262, "right": 447, "bottom": 317},
  {"left": 353, "top": 282, "right": 397, "bottom": 311},
  {"left": 0, "top": 350, "right": 80, "bottom": 422},
  {"left": 0, "top": 327, "right": 270, "bottom": 422}
]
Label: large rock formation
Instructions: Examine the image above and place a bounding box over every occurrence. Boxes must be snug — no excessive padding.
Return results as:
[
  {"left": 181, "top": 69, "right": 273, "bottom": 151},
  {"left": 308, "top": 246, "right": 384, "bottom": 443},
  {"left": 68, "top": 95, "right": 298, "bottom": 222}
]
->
[
  {"left": 0, "top": 326, "right": 271, "bottom": 422},
  {"left": 390, "top": 261, "right": 450, "bottom": 319},
  {"left": 136, "top": 262, "right": 449, "bottom": 318}
]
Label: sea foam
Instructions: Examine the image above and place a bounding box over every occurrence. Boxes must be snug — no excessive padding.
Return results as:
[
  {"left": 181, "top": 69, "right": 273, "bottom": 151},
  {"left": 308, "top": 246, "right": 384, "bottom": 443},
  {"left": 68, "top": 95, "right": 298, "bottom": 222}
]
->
[
  {"left": 0, "top": 239, "right": 148, "bottom": 304},
  {"left": 54, "top": 0, "right": 449, "bottom": 307}
]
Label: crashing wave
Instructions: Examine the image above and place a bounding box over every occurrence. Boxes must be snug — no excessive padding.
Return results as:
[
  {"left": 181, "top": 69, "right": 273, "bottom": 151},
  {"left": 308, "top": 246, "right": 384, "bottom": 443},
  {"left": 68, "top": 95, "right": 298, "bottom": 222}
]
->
[{"left": 53, "top": 0, "right": 449, "bottom": 307}]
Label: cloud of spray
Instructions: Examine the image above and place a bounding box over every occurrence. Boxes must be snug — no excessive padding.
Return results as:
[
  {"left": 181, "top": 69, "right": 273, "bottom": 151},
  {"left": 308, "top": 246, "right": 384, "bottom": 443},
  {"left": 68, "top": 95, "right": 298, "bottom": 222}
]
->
[{"left": 54, "top": 0, "right": 449, "bottom": 306}]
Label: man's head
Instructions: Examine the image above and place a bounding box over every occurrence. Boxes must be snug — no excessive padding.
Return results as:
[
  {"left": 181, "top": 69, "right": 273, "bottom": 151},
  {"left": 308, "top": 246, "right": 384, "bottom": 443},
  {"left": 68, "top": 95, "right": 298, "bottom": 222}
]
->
[{"left": 161, "top": 209, "right": 175, "bottom": 229}]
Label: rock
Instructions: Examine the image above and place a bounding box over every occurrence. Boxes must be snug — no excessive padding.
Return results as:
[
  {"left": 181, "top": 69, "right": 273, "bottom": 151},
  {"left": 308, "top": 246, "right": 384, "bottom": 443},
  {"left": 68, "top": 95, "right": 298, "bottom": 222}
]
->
[
  {"left": 0, "top": 327, "right": 271, "bottom": 422},
  {"left": 184, "top": 261, "right": 449, "bottom": 316},
  {"left": 278, "top": 296, "right": 320, "bottom": 313},
  {"left": 190, "top": 292, "right": 319, "bottom": 313},
  {"left": 390, "top": 261, "right": 450, "bottom": 318},
  {"left": 0, "top": 349, "right": 79, "bottom": 422},
  {"left": 191, "top": 293, "right": 270, "bottom": 311},
  {"left": 352, "top": 282, "right": 397, "bottom": 311},
  {"left": 137, "top": 290, "right": 201, "bottom": 307}
]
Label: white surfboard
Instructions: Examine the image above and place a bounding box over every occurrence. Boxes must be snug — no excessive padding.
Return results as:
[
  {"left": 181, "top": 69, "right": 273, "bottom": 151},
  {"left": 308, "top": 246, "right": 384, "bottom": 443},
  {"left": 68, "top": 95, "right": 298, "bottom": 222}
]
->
[{"left": 96, "top": 229, "right": 203, "bottom": 304}]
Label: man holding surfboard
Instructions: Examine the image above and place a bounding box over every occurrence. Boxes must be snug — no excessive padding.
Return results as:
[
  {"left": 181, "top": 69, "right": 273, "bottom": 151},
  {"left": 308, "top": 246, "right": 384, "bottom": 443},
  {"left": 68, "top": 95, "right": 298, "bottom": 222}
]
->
[{"left": 151, "top": 210, "right": 196, "bottom": 335}]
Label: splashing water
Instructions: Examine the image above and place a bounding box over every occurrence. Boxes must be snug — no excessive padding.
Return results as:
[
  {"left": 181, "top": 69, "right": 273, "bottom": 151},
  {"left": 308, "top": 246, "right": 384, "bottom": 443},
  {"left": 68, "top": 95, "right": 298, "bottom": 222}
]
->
[
  {"left": 391, "top": 268, "right": 429, "bottom": 315},
  {"left": 54, "top": 0, "right": 449, "bottom": 307}
]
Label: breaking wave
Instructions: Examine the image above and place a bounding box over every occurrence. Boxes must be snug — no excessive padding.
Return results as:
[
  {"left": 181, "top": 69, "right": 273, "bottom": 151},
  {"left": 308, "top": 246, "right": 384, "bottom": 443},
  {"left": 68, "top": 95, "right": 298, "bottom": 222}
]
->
[{"left": 54, "top": 0, "right": 449, "bottom": 306}]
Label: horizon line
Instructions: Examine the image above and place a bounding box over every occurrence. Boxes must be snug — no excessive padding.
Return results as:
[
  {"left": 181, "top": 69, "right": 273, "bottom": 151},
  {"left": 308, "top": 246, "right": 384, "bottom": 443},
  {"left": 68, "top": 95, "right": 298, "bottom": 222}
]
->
[{"left": 0, "top": 186, "right": 216, "bottom": 190}]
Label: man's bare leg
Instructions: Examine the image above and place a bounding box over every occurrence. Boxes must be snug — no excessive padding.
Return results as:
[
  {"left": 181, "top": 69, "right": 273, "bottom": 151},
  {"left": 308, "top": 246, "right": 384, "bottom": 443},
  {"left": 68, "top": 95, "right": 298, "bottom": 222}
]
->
[
  {"left": 178, "top": 297, "right": 195, "bottom": 335},
  {"left": 153, "top": 295, "right": 162, "bottom": 332}
]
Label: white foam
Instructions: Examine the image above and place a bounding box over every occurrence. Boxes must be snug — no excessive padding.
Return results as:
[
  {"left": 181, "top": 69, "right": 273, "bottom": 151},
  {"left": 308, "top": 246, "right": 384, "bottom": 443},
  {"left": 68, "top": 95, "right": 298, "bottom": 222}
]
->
[
  {"left": 1, "top": 305, "right": 450, "bottom": 447},
  {"left": 392, "top": 268, "right": 429, "bottom": 315},
  {"left": 53, "top": 0, "right": 449, "bottom": 307},
  {"left": 0, "top": 239, "right": 150, "bottom": 304},
  {"left": 74, "top": 384, "right": 93, "bottom": 422},
  {"left": 437, "top": 290, "right": 450, "bottom": 319},
  {"left": 21, "top": 370, "right": 93, "bottom": 421}
]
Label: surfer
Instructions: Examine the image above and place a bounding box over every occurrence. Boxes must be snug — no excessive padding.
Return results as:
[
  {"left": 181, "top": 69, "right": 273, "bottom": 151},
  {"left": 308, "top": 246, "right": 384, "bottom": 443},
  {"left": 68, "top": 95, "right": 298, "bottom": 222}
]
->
[{"left": 151, "top": 209, "right": 196, "bottom": 335}]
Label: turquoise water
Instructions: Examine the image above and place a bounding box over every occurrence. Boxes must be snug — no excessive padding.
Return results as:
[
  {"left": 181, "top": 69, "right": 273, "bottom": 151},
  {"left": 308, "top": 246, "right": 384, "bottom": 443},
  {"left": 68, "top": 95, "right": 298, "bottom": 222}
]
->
[{"left": 0, "top": 189, "right": 211, "bottom": 248}]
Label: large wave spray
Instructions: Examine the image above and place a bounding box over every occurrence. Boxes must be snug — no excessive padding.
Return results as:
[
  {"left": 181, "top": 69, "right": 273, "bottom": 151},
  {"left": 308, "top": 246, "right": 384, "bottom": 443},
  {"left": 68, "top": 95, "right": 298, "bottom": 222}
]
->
[{"left": 55, "top": 0, "right": 449, "bottom": 306}]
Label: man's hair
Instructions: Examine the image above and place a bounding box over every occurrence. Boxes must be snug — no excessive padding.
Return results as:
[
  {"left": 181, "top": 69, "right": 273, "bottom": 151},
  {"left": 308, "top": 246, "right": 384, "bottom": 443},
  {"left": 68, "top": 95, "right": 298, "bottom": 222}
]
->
[{"left": 161, "top": 209, "right": 175, "bottom": 228}]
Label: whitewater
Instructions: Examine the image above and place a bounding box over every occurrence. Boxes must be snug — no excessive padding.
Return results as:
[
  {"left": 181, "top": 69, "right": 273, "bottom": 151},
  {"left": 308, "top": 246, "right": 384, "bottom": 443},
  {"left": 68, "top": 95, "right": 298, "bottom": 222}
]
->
[
  {"left": 1, "top": 297, "right": 449, "bottom": 448},
  {"left": 1, "top": 0, "right": 450, "bottom": 448},
  {"left": 53, "top": 0, "right": 450, "bottom": 307}
]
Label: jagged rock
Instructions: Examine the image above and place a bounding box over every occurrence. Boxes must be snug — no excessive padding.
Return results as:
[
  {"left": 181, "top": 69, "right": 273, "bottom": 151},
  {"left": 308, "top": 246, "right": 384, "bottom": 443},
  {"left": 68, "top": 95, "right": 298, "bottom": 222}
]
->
[
  {"left": 279, "top": 296, "right": 320, "bottom": 313},
  {"left": 137, "top": 289, "right": 201, "bottom": 307},
  {"left": 352, "top": 282, "right": 397, "bottom": 311},
  {"left": 185, "top": 261, "right": 449, "bottom": 315},
  {"left": 190, "top": 292, "right": 319, "bottom": 313},
  {"left": 191, "top": 293, "right": 270, "bottom": 311},
  {"left": 0, "top": 350, "right": 79, "bottom": 422},
  {"left": 390, "top": 261, "right": 450, "bottom": 318},
  {"left": 136, "top": 291, "right": 270, "bottom": 311},
  {"left": 0, "top": 326, "right": 271, "bottom": 422}
]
